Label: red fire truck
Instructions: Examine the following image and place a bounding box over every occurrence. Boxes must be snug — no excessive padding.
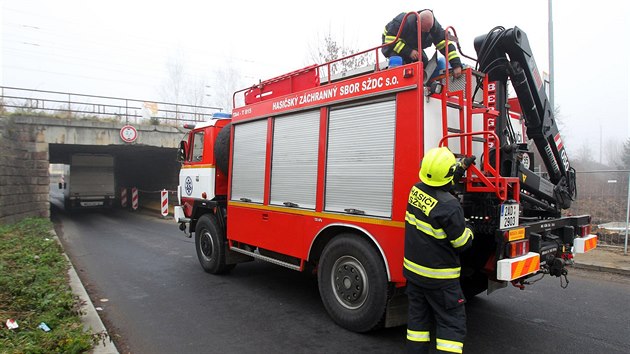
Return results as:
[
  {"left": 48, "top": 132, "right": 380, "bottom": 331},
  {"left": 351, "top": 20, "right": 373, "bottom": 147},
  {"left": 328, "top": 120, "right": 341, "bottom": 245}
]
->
[{"left": 174, "top": 16, "right": 596, "bottom": 332}]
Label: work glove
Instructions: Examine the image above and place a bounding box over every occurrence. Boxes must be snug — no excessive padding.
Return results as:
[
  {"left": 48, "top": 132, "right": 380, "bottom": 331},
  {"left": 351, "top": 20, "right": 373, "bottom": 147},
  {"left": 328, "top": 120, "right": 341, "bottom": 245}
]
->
[
  {"left": 453, "top": 155, "right": 476, "bottom": 183},
  {"left": 461, "top": 155, "right": 476, "bottom": 169},
  {"left": 452, "top": 66, "right": 463, "bottom": 79}
]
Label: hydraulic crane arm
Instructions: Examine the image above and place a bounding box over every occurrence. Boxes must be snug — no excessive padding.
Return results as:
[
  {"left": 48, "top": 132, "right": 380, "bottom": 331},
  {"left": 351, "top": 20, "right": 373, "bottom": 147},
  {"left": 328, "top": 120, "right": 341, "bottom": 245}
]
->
[{"left": 474, "top": 27, "right": 576, "bottom": 210}]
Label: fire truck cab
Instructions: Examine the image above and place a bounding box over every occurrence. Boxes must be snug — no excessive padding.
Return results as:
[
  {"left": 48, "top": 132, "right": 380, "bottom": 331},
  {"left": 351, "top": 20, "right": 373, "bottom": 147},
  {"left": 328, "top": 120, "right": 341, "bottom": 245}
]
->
[{"left": 174, "top": 16, "right": 596, "bottom": 332}]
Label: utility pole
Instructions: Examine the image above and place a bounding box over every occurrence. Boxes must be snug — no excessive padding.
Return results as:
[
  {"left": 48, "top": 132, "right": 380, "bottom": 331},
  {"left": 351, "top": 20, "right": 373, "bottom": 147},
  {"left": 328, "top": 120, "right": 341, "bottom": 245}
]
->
[
  {"left": 599, "top": 124, "right": 603, "bottom": 164},
  {"left": 625, "top": 172, "right": 629, "bottom": 255},
  {"left": 0, "top": 2, "right": 3, "bottom": 89},
  {"left": 548, "top": 0, "right": 555, "bottom": 111}
]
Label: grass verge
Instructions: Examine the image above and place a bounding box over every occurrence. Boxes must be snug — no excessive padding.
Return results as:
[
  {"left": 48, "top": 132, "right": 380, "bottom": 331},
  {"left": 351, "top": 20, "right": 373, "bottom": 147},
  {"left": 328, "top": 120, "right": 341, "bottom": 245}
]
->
[{"left": 0, "top": 217, "right": 94, "bottom": 353}]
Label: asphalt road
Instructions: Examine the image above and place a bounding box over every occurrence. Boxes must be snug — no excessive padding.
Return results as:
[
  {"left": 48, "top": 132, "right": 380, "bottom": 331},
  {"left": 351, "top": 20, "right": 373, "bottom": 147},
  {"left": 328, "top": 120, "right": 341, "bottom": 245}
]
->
[{"left": 52, "top": 207, "right": 630, "bottom": 354}]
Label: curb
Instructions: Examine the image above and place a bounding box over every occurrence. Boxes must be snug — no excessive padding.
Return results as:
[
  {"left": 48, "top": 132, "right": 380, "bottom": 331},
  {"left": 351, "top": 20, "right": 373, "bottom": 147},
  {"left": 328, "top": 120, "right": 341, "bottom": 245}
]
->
[
  {"left": 571, "top": 262, "right": 630, "bottom": 277},
  {"left": 51, "top": 230, "right": 119, "bottom": 354}
]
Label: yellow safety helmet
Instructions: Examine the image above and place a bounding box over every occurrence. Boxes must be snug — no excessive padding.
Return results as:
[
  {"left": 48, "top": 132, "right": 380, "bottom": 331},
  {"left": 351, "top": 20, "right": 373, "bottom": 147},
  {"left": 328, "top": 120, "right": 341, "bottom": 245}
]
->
[{"left": 419, "top": 147, "right": 458, "bottom": 187}]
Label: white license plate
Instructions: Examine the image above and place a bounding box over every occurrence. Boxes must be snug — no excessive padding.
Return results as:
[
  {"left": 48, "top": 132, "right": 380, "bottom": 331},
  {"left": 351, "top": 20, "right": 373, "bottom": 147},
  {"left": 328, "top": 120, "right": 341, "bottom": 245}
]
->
[
  {"left": 80, "top": 201, "right": 104, "bottom": 207},
  {"left": 499, "top": 203, "right": 519, "bottom": 229}
]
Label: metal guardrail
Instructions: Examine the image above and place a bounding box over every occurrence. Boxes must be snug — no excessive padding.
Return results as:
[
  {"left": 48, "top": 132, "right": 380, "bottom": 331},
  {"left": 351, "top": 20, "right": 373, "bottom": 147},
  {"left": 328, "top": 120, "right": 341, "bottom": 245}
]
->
[{"left": 0, "top": 86, "right": 223, "bottom": 125}]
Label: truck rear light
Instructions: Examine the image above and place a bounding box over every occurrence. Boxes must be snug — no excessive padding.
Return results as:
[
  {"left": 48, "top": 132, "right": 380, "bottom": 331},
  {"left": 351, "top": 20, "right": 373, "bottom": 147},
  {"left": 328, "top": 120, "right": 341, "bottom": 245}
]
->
[
  {"left": 503, "top": 227, "right": 525, "bottom": 242},
  {"left": 577, "top": 224, "right": 591, "bottom": 237},
  {"left": 506, "top": 239, "right": 529, "bottom": 258}
]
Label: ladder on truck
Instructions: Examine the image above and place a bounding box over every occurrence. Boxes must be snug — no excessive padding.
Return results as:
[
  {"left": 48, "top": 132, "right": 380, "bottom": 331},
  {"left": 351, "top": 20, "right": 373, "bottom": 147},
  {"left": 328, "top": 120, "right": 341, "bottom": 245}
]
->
[{"left": 432, "top": 26, "right": 520, "bottom": 203}]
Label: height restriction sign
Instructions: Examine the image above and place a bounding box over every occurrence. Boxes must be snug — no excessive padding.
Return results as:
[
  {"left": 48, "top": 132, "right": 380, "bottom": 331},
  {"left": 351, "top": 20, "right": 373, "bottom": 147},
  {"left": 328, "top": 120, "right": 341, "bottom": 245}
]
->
[{"left": 120, "top": 125, "right": 138, "bottom": 143}]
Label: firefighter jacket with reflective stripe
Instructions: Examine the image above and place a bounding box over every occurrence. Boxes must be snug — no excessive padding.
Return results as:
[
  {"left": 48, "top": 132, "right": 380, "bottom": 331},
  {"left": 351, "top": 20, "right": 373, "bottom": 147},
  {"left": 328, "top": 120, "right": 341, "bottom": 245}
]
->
[
  {"left": 404, "top": 182, "right": 473, "bottom": 288},
  {"left": 382, "top": 11, "right": 462, "bottom": 68}
]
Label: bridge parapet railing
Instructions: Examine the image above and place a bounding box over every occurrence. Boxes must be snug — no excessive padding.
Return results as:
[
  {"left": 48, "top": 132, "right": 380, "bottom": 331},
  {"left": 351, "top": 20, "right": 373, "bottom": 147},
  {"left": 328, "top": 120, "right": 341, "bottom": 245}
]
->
[{"left": 0, "top": 86, "right": 222, "bottom": 126}]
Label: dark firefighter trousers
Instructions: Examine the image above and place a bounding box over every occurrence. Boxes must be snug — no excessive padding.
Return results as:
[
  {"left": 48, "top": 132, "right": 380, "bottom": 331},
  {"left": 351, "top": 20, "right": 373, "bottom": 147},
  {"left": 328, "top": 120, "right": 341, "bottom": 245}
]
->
[{"left": 406, "top": 281, "right": 466, "bottom": 353}]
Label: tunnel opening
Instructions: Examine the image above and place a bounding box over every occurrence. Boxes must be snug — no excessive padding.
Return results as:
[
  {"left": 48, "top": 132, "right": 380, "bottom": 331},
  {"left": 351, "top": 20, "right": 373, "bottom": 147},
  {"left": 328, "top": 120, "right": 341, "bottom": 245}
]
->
[{"left": 49, "top": 144, "right": 180, "bottom": 211}]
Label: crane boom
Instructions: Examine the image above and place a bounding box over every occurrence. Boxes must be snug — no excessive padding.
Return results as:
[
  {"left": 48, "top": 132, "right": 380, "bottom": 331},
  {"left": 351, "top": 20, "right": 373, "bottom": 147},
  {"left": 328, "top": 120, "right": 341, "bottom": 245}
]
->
[{"left": 474, "top": 27, "right": 576, "bottom": 210}]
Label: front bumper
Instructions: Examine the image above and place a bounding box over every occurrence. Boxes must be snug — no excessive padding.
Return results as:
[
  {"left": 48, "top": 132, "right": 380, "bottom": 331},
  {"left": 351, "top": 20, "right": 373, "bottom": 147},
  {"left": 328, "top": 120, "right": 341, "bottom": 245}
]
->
[{"left": 174, "top": 206, "right": 190, "bottom": 223}]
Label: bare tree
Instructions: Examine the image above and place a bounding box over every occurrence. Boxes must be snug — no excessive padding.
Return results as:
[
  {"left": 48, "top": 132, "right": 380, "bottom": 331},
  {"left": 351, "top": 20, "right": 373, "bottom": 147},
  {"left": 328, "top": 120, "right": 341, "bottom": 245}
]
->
[
  {"left": 552, "top": 104, "right": 566, "bottom": 136},
  {"left": 209, "top": 65, "right": 244, "bottom": 112},
  {"left": 308, "top": 30, "right": 372, "bottom": 75},
  {"left": 575, "top": 140, "right": 595, "bottom": 164},
  {"left": 160, "top": 51, "right": 251, "bottom": 114},
  {"left": 186, "top": 77, "right": 210, "bottom": 120},
  {"left": 160, "top": 55, "right": 187, "bottom": 105},
  {"left": 621, "top": 138, "right": 630, "bottom": 170},
  {"left": 602, "top": 137, "right": 624, "bottom": 168}
]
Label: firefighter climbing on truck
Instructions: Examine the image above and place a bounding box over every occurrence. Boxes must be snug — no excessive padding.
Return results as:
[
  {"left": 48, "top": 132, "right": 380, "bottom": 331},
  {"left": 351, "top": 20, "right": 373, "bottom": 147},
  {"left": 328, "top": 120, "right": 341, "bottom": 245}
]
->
[
  {"left": 382, "top": 9, "right": 463, "bottom": 78},
  {"left": 173, "top": 11, "right": 597, "bottom": 333}
]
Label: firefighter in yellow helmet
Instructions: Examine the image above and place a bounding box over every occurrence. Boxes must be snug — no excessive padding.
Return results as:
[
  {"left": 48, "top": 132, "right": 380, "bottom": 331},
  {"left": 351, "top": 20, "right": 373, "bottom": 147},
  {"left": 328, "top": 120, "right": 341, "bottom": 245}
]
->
[{"left": 404, "top": 147, "right": 475, "bottom": 353}]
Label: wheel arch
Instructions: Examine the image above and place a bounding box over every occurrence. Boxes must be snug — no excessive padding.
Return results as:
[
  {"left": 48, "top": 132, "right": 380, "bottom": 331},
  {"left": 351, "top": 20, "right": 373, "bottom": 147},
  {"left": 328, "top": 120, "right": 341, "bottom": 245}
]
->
[
  {"left": 190, "top": 199, "right": 224, "bottom": 232},
  {"left": 308, "top": 223, "right": 392, "bottom": 281}
]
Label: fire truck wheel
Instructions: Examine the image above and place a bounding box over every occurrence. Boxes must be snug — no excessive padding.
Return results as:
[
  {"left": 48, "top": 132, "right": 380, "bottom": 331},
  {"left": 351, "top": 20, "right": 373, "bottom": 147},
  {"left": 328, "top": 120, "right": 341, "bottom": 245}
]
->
[
  {"left": 318, "top": 234, "right": 388, "bottom": 332},
  {"left": 195, "top": 214, "right": 235, "bottom": 274}
]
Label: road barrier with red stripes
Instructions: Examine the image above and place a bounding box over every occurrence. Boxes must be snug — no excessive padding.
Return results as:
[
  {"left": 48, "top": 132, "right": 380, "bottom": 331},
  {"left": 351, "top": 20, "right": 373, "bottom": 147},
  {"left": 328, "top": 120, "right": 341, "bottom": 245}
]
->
[
  {"left": 161, "top": 189, "right": 168, "bottom": 217},
  {"left": 131, "top": 187, "right": 139, "bottom": 210},
  {"left": 120, "top": 187, "right": 177, "bottom": 215}
]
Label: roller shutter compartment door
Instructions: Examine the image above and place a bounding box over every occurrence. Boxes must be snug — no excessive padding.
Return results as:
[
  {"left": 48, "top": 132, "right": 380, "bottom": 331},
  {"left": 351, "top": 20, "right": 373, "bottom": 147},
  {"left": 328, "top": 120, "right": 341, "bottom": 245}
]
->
[
  {"left": 270, "top": 110, "right": 320, "bottom": 209},
  {"left": 231, "top": 119, "right": 268, "bottom": 203},
  {"left": 325, "top": 100, "right": 396, "bottom": 218}
]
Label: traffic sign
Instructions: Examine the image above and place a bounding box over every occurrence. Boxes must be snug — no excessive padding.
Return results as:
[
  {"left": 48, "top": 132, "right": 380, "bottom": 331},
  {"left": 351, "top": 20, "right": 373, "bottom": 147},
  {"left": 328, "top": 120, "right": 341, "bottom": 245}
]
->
[{"left": 120, "top": 125, "right": 138, "bottom": 143}]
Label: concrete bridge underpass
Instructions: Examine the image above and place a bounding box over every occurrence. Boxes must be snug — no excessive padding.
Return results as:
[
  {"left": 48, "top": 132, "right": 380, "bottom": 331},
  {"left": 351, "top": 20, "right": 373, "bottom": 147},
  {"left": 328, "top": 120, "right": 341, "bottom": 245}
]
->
[{"left": 0, "top": 115, "right": 186, "bottom": 223}]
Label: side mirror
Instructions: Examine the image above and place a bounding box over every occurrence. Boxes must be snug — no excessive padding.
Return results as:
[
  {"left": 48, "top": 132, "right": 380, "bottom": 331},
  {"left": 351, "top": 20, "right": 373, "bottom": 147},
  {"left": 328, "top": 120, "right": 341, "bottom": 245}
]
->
[{"left": 177, "top": 140, "right": 188, "bottom": 162}]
